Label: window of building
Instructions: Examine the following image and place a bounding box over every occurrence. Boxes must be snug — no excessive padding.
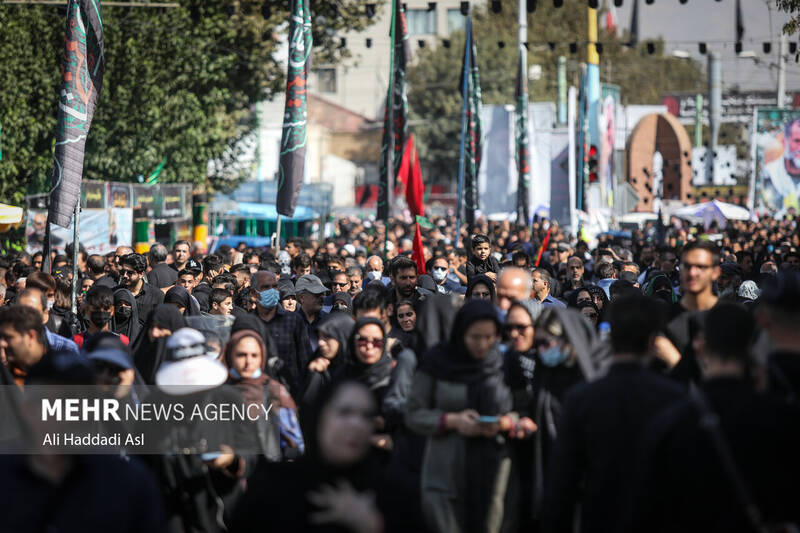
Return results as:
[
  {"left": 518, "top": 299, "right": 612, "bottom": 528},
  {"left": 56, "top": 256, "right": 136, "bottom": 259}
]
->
[
  {"left": 313, "top": 68, "right": 337, "bottom": 93},
  {"left": 406, "top": 8, "right": 437, "bottom": 35},
  {"left": 446, "top": 8, "right": 465, "bottom": 34}
]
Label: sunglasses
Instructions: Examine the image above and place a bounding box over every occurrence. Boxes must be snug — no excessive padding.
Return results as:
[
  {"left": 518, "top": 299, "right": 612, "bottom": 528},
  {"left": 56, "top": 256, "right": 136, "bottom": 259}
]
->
[
  {"left": 331, "top": 281, "right": 349, "bottom": 288},
  {"left": 355, "top": 335, "right": 384, "bottom": 350},
  {"left": 505, "top": 323, "right": 532, "bottom": 334}
]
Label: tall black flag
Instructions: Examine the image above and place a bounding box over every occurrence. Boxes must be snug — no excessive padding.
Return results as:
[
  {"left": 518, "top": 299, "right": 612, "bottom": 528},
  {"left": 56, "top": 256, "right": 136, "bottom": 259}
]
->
[
  {"left": 48, "top": 0, "right": 105, "bottom": 229},
  {"left": 277, "top": 0, "right": 312, "bottom": 217},
  {"left": 378, "top": 0, "right": 410, "bottom": 221},
  {"left": 462, "top": 23, "right": 483, "bottom": 228}
]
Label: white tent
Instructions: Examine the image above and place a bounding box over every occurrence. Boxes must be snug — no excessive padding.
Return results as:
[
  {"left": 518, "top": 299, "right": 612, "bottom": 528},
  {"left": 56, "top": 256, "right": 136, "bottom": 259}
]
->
[{"left": 672, "top": 200, "right": 754, "bottom": 229}]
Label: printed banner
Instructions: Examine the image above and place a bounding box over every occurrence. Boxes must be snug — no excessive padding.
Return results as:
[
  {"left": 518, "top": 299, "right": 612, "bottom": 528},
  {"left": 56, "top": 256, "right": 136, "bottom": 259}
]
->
[
  {"left": 27, "top": 208, "right": 132, "bottom": 254},
  {"left": 755, "top": 109, "right": 800, "bottom": 215}
]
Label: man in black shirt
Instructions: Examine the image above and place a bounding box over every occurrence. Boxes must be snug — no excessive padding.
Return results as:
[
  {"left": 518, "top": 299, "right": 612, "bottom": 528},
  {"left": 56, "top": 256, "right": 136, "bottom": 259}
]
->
[
  {"left": 252, "top": 270, "right": 311, "bottom": 399},
  {"left": 119, "top": 253, "right": 164, "bottom": 327},
  {"left": 146, "top": 243, "right": 178, "bottom": 289}
]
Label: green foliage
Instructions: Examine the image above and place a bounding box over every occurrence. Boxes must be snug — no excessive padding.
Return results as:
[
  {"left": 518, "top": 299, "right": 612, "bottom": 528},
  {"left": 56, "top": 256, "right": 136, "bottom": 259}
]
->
[
  {"left": 407, "top": 0, "right": 704, "bottom": 182},
  {"left": 776, "top": 0, "right": 800, "bottom": 35},
  {"left": 0, "top": 0, "right": 379, "bottom": 205}
]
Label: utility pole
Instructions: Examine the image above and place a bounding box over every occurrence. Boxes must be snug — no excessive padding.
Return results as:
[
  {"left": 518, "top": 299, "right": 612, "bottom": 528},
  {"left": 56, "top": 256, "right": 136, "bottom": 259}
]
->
[{"left": 778, "top": 33, "right": 787, "bottom": 108}]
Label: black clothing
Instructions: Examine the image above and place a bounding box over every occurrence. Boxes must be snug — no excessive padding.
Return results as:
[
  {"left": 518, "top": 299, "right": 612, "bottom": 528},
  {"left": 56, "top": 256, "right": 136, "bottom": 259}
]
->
[
  {"left": 301, "top": 313, "right": 355, "bottom": 410},
  {"left": 631, "top": 377, "right": 800, "bottom": 531},
  {"left": 148, "top": 262, "right": 178, "bottom": 289},
  {"left": 296, "top": 306, "right": 328, "bottom": 354},
  {"left": 230, "top": 453, "right": 419, "bottom": 533},
  {"left": 164, "top": 285, "right": 197, "bottom": 316},
  {"left": 113, "top": 288, "right": 141, "bottom": 342},
  {"left": 465, "top": 255, "right": 500, "bottom": 282},
  {"left": 541, "top": 361, "right": 684, "bottom": 533},
  {"left": 94, "top": 274, "right": 118, "bottom": 289},
  {"left": 132, "top": 304, "right": 186, "bottom": 383},
  {"left": 0, "top": 454, "right": 167, "bottom": 533},
  {"left": 256, "top": 306, "right": 312, "bottom": 399},
  {"left": 132, "top": 281, "right": 165, "bottom": 329},
  {"left": 768, "top": 350, "right": 800, "bottom": 402},
  {"left": 465, "top": 274, "right": 497, "bottom": 301},
  {"left": 418, "top": 299, "right": 512, "bottom": 531}
]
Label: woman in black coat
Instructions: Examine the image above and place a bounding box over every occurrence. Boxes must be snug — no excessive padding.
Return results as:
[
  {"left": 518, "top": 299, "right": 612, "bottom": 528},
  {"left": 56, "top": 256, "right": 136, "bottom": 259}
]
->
[{"left": 231, "top": 379, "right": 421, "bottom": 533}]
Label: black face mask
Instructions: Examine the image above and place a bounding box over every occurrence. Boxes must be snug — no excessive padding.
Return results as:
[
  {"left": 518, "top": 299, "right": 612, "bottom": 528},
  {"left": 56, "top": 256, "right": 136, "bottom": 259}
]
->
[
  {"left": 116, "top": 306, "right": 132, "bottom": 320},
  {"left": 90, "top": 310, "right": 112, "bottom": 327}
]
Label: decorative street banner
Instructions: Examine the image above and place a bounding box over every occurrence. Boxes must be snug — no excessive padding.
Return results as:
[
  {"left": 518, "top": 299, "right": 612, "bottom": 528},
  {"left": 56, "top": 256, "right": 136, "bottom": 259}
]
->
[
  {"left": 48, "top": 0, "right": 105, "bottom": 228},
  {"left": 755, "top": 108, "right": 800, "bottom": 215},
  {"left": 378, "top": 0, "right": 410, "bottom": 221},
  {"left": 110, "top": 183, "right": 131, "bottom": 208},
  {"left": 159, "top": 185, "right": 184, "bottom": 218},
  {"left": 600, "top": 84, "right": 619, "bottom": 209},
  {"left": 515, "top": 45, "right": 530, "bottom": 225},
  {"left": 132, "top": 185, "right": 156, "bottom": 218},
  {"left": 276, "top": 0, "right": 312, "bottom": 217},
  {"left": 463, "top": 23, "right": 483, "bottom": 228},
  {"left": 27, "top": 208, "right": 132, "bottom": 254},
  {"left": 81, "top": 181, "right": 106, "bottom": 208}
]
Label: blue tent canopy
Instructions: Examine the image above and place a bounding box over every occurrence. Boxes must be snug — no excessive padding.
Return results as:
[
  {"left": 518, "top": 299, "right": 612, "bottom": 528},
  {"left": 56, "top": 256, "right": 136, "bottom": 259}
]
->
[{"left": 219, "top": 201, "right": 316, "bottom": 222}]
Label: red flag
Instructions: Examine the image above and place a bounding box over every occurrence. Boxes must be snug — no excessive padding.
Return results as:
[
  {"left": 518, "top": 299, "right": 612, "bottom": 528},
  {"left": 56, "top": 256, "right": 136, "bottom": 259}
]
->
[
  {"left": 412, "top": 222, "right": 426, "bottom": 275},
  {"left": 535, "top": 227, "right": 552, "bottom": 267},
  {"left": 397, "top": 134, "right": 425, "bottom": 217}
]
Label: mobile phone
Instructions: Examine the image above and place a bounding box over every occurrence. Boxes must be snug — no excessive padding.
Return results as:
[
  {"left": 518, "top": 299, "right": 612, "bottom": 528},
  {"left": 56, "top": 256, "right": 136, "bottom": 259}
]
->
[
  {"left": 477, "top": 416, "right": 499, "bottom": 424},
  {"left": 201, "top": 452, "right": 223, "bottom": 461}
]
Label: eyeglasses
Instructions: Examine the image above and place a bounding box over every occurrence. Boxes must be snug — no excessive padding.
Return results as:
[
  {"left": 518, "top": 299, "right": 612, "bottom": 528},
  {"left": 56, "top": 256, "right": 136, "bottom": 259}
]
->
[
  {"left": 120, "top": 269, "right": 136, "bottom": 277},
  {"left": 505, "top": 323, "right": 532, "bottom": 334},
  {"left": 355, "top": 335, "right": 384, "bottom": 350}
]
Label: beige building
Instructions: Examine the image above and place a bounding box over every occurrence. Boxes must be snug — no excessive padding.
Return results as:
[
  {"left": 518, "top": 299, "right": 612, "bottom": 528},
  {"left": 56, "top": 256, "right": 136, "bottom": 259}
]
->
[{"left": 310, "top": 0, "right": 486, "bottom": 120}]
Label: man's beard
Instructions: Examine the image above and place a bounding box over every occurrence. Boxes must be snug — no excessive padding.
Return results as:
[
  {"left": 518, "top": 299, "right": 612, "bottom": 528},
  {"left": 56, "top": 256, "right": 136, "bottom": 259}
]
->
[{"left": 785, "top": 152, "right": 800, "bottom": 175}]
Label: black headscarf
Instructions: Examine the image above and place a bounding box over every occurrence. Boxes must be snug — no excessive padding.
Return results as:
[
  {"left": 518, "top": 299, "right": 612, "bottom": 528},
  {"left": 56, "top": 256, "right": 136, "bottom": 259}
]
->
[
  {"left": 465, "top": 274, "right": 497, "bottom": 302},
  {"left": 315, "top": 312, "right": 355, "bottom": 369},
  {"left": 165, "top": 285, "right": 197, "bottom": 316},
  {"left": 331, "top": 291, "right": 353, "bottom": 315},
  {"left": 132, "top": 304, "right": 186, "bottom": 384},
  {"left": 418, "top": 299, "right": 512, "bottom": 531},
  {"left": 338, "top": 317, "right": 393, "bottom": 392},
  {"left": 112, "top": 288, "right": 140, "bottom": 341}
]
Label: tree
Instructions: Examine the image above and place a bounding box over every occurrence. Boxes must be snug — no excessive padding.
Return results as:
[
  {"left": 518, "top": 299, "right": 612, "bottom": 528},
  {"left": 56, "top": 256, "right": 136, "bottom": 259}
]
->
[
  {"left": 0, "top": 0, "right": 380, "bottom": 205},
  {"left": 407, "top": 0, "right": 704, "bottom": 182},
  {"left": 776, "top": 0, "right": 800, "bottom": 36}
]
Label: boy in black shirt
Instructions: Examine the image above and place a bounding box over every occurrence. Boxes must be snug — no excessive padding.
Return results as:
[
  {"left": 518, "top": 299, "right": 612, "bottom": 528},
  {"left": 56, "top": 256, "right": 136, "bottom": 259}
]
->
[{"left": 465, "top": 234, "right": 500, "bottom": 282}]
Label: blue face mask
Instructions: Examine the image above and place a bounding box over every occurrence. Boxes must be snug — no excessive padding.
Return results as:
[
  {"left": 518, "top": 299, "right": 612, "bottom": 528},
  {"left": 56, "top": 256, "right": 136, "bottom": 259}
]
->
[
  {"left": 259, "top": 288, "right": 280, "bottom": 308},
  {"left": 230, "top": 367, "right": 262, "bottom": 380},
  {"left": 539, "top": 343, "right": 569, "bottom": 367}
]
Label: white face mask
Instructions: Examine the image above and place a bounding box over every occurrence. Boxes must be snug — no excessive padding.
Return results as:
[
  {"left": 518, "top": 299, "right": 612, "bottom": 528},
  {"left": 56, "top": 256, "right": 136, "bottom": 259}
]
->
[
  {"left": 367, "top": 271, "right": 382, "bottom": 281},
  {"left": 432, "top": 267, "right": 447, "bottom": 282},
  {"left": 46, "top": 299, "right": 55, "bottom": 311}
]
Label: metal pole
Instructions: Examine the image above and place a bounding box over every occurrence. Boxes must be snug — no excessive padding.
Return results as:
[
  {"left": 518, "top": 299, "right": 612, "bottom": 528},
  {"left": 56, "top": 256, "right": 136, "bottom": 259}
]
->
[
  {"left": 274, "top": 214, "right": 282, "bottom": 250},
  {"left": 70, "top": 203, "right": 80, "bottom": 315},
  {"left": 708, "top": 52, "right": 721, "bottom": 186},
  {"left": 778, "top": 34, "right": 787, "bottom": 108},
  {"left": 568, "top": 86, "right": 577, "bottom": 233},
  {"left": 747, "top": 107, "right": 758, "bottom": 214},
  {"left": 454, "top": 17, "right": 471, "bottom": 250},
  {"left": 694, "top": 93, "right": 703, "bottom": 148}
]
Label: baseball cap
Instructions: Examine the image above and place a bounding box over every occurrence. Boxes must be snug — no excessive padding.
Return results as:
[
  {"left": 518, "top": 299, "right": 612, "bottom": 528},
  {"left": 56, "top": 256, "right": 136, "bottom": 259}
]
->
[
  {"left": 295, "top": 274, "right": 327, "bottom": 295},
  {"left": 557, "top": 242, "right": 571, "bottom": 252},
  {"left": 88, "top": 348, "right": 133, "bottom": 370},
  {"left": 155, "top": 328, "right": 227, "bottom": 395},
  {"left": 185, "top": 259, "right": 202, "bottom": 272}
]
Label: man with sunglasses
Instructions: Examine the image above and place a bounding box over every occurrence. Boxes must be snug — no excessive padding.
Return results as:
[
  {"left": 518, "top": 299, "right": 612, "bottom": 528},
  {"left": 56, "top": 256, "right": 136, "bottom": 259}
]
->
[{"left": 118, "top": 253, "right": 164, "bottom": 327}]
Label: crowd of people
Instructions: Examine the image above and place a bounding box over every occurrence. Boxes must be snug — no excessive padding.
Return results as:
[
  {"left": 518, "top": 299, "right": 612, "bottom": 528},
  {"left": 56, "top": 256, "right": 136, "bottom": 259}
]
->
[{"left": 0, "top": 212, "right": 798, "bottom": 533}]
